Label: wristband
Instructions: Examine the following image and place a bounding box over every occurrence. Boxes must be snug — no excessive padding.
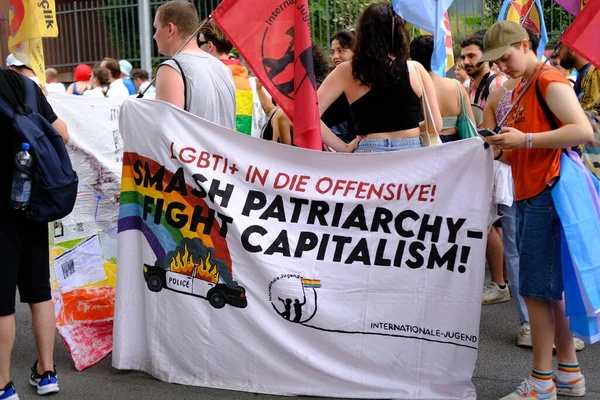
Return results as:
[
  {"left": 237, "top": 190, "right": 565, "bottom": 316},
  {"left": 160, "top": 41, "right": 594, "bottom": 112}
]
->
[
  {"left": 494, "top": 149, "right": 504, "bottom": 160},
  {"left": 526, "top": 132, "right": 532, "bottom": 149}
]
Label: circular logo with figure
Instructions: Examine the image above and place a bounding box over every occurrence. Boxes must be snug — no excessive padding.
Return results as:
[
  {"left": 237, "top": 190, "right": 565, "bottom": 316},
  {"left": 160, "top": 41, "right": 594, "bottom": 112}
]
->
[
  {"left": 260, "top": 25, "right": 316, "bottom": 101},
  {"left": 268, "top": 274, "right": 320, "bottom": 324}
]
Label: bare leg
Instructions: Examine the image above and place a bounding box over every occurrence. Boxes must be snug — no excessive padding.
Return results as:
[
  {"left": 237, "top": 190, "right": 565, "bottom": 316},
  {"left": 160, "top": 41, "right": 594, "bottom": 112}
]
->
[
  {"left": 525, "top": 298, "right": 555, "bottom": 372},
  {"left": 553, "top": 299, "right": 578, "bottom": 364},
  {"left": 30, "top": 301, "right": 56, "bottom": 373},
  {"left": 0, "top": 314, "right": 16, "bottom": 388},
  {"left": 487, "top": 227, "right": 505, "bottom": 285}
]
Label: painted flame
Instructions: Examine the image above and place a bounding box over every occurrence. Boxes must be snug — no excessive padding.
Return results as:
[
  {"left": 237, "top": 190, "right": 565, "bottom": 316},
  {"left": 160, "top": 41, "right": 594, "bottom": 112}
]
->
[
  {"left": 195, "top": 251, "right": 219, "bottom": 283},
  {"left": 170, "top": 245, "right": 194, "bottom": 275}
]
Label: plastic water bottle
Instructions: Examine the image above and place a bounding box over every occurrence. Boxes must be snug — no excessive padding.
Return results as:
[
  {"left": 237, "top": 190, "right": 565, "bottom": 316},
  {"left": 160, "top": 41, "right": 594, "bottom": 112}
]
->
[{"left": 11, "top": 142, "right": 33, "bottom": 210}]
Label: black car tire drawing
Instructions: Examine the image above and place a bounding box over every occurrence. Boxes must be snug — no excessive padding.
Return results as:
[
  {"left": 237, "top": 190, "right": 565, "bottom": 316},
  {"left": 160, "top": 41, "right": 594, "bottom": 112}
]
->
[
  {"left": 147, "top": 274, "right": 163, "bottom": 292},
  {"left": 207, "top": 288, "right": 226, "bottom": 309}
]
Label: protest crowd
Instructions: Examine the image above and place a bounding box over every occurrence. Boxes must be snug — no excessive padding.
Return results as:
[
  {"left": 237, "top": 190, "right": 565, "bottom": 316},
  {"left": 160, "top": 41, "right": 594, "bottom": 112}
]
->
[{"left": 1, "top": 0, "right": 599, "bottom": 399}]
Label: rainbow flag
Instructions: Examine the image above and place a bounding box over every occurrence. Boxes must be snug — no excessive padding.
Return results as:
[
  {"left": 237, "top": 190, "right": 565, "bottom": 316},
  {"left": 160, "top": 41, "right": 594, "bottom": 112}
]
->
[
  {"left": 222, "top": 59, "right": 253, "bottom": 136},
  {"left": 301, "top": 279, "right": 322, "bottom": 288},
  {"left": 497, "top": 0, "right": 548, "bottom": 61}
]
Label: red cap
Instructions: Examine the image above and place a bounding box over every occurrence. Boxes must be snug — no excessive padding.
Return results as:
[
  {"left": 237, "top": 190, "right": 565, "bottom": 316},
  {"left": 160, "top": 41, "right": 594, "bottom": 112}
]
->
[{"left": 74, "top": 64, "right": 92, "bottom": 82}]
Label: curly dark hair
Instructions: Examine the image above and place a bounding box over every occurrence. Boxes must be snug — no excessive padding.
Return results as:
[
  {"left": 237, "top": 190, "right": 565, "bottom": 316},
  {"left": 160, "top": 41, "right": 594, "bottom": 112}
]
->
[
  {"left": 409, "top": 35, "right": 434, "bottom": 72},
  {"left": 461, "top": 29, "right": 487, "bottom": 67},
  {"left": 312, "top": 44, "right": 329, "bottom": 84},
  {"left": 461, "top": 29, "right": 486, "bottom": 52},
  {"left": 330, "top": 29, "right": 356, "bottom": 49},
  {"left": 351, "top": 2, "right": 410, "bottom": 89}
]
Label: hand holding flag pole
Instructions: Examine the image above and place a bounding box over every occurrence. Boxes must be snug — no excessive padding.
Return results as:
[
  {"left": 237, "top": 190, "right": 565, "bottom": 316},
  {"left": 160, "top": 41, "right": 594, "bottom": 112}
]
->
[{"left": 138, "top": 17, "right": 211, "bottom": 99}]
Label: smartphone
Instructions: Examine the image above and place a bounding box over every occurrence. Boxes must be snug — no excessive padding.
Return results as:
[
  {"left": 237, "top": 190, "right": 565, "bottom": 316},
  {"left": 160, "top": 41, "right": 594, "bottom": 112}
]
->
[{"left": 478, "top": 128, "right": 496, "bottom": 137}]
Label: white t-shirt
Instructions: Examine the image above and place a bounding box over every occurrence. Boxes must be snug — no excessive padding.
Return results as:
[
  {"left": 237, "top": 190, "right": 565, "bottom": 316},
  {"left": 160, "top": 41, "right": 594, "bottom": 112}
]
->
[
  {"left": 46, "top": 82, "right": 66, "bottom": 93},
  {"left": 83, "top": 87, "right": 110, "bottom": 98},
  {"left": 139, "top": 81, "right": 156, "bottom": 94},
  {"left": 107, "top": 79, "right": 130, "bottom": 99}
]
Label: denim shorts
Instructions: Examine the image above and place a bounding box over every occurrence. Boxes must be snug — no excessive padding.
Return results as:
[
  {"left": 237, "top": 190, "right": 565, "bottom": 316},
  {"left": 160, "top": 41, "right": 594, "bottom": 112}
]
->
[
  {"left": 355, "top": 137, "right": 423, "bottom": 153},
  {"left": 515, "top": 188, "right": 563, "bottom": 301}
]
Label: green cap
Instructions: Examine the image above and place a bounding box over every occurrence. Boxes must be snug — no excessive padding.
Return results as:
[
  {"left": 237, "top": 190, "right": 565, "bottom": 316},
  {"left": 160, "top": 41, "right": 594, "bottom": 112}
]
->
[{"left": 479, "top": 20, "right": 529, "bottom": 64}]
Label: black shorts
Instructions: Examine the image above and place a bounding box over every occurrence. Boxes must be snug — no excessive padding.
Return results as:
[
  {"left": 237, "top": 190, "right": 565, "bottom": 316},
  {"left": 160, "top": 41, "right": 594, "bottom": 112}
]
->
[{"left": 0, "top": 206, "right": 51, "bottom": 316}]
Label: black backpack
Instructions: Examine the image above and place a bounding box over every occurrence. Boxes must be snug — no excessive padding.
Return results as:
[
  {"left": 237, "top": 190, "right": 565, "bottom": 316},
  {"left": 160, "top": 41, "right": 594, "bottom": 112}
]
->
[{"left": 0, "top": 76, "right": 78, "bottom": 222}]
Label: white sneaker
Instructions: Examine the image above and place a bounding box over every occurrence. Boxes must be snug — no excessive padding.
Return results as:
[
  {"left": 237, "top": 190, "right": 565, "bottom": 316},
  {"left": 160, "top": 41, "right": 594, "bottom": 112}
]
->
[
  {"left": 482, "top": 282, "right": 510, "bottom": 304},
  {"left": 499, "top": 378, "right": 556, "bottom": 399},
  {"left": 517, "top": 323, "right": 532, "bottom": 347},
  {"left": 552, "top": 337, "right": 585, "bottom": 352},
  {"left": 553, "top": 374, "right": 586, "bottom": 396},
  {"left": 573, "top": 337, "right": 585, "bottom": 351}
]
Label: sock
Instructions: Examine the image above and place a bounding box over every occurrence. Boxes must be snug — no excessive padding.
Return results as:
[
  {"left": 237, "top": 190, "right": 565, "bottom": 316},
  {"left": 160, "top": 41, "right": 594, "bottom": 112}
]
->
[
  {"left": 497, "top": 283, "right": 506, "bottom": 289},
  {"left": 530, "top": 370, "right": 554, "bottom": 391},
  {"left": 556, "top": 362, "right": 583, "bottom": 382}
]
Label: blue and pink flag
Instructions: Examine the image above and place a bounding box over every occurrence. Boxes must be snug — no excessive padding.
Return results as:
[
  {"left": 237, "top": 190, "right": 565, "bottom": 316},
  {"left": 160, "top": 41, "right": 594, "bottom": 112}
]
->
[{"left": 392, "top": 0, "right": 454, "bottom": 77}]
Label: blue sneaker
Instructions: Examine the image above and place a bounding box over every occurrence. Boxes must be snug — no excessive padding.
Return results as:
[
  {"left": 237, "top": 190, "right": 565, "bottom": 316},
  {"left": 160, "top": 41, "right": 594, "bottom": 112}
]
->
[
  {"left": 0, "top": 381, "right": 19, "bottom": 400},
  {"left": 29, "top": 361, "right": 59, "bottom": 395}
]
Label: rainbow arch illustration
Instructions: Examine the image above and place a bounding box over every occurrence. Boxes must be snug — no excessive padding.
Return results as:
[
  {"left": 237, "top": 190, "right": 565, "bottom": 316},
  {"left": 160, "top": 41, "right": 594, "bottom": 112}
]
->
[{"left": 118, "top": 152, "right": 232, "bottom": 273}]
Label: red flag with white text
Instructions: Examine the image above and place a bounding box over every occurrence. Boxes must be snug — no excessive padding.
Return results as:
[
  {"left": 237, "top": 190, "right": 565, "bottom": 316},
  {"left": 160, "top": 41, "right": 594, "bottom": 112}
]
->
[
  {"left": 561, "top": 0, "right": 600, "bottom": 70},
  {"left": 212, "top": 0, "right": 321, "bottom": 150}
]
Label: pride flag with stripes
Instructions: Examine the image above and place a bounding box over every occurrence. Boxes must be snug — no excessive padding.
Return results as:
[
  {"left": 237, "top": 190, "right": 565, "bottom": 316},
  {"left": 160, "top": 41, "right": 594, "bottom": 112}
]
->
[
  {"left": 222, "top": 59, "right": 253, "bottom": 136},
  {"left": 301, "top": 279, "right": 322, "bottom": 288}
]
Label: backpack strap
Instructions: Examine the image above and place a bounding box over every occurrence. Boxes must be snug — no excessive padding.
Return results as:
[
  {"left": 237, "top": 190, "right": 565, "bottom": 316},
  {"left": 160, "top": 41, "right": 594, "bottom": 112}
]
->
[
  {"left": 0, "top": 96, "right": 16, "bottom": 118},
  {"left": 534, "top": 70, "right": 559, "bottom": 130},
  {"left": 481, "top": 73, "right": 498, "bottom": 104},
  {"left": 474, "top": 72, "right": 498, "bottom": 105},
  {"left": 170, "top": 58, "right": 188, "bottom": 112},
  {"left": 534, "top": 68, "right": 581, "bottom": 155},
  {"left": 23, "top": 77, "right": 39, "bottom": 114}
]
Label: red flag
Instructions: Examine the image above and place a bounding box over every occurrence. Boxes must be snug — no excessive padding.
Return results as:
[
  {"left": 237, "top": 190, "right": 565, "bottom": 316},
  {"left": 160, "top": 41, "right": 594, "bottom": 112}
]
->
[
  {"left": 561, "top": 0, "right": 600, "bottom": 70},
  {"left": 212, "top": 0, "right": 321, "bottom": 150}
]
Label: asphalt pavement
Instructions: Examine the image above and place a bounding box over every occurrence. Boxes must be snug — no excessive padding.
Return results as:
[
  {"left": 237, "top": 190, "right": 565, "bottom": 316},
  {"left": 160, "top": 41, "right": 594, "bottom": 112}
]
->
[{"left": 9, "top": 281, "right": 600, "bottom": 400}]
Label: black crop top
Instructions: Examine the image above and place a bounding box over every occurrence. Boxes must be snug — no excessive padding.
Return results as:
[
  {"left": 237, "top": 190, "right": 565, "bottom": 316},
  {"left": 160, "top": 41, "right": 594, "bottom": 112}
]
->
[{"left": 350, "top": 59, "right": 421, "bottom": 135}]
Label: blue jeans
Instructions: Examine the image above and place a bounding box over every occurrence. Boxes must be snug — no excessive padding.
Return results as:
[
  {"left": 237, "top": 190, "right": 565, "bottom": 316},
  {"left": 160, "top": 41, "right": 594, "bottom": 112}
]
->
[
  {"left": 516, "top": 188, "right": 563, "bottom": 301},
  {"left": 355, "top": 137, "right": 423, "bottom": 153},
  {"left": 499, "top": 202, "right": 529, "bottom": 324}
]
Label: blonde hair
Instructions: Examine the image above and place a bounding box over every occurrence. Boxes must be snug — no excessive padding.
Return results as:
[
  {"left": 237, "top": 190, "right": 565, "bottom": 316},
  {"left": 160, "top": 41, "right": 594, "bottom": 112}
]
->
[
  {"left": 454, "top": 59, "right": 465, "bottom": 70},
  {"left": 156, "top": 0, "right": 199, "bottom": 37}
]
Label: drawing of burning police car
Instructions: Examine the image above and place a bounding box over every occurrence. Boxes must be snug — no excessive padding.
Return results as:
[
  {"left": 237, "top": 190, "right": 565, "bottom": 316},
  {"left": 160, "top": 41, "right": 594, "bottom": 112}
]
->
[{"left": 143, "top": 238, "right": 247, "bottom": 309}]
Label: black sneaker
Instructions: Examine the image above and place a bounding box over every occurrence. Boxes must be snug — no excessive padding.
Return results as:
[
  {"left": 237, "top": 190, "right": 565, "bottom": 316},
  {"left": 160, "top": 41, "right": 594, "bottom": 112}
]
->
[{"left": 29, "top": 361, "right": 59, "bottom": 395}]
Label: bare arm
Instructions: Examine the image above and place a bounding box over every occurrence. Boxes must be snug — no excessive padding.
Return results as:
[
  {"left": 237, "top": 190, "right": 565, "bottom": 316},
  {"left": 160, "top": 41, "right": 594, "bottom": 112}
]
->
[
  {"left": 317, "top": 63, "right": 353, "bottom": 152},
  {"left": 410, "top": 61, "right": 443, "bottom": 133},
  {"left": 52, "top": 118, "right": 70, "bottom": 144},
  {"left": 488, "top": 82, "right": 593, "bottom": 150},
  {"left": 460, "top": 85, "right": 477, "bottom": 126},
  {"left": 256, "top": 82, "right": 276, "bottom": 117},
  {"left": 155, "top": 65, "right": 185, "bottom": 110},
  {"left": 66, "top": 83, "right": 75, "bottom": 95},
  {"left": 271, "top": 108, "right": 293, "bottom": 145}
]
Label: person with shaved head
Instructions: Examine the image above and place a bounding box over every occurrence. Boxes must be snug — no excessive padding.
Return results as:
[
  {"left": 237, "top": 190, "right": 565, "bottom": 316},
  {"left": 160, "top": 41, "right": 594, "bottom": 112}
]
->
[{"left": 44, "top": 68, "right": 66, "bottom": 93}]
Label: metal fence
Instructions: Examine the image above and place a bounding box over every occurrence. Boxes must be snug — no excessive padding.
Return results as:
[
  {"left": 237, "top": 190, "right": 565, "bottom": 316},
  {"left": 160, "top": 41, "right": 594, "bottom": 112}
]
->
[{"left": 33, "top": 0, "right": 573, "bottom": 74}]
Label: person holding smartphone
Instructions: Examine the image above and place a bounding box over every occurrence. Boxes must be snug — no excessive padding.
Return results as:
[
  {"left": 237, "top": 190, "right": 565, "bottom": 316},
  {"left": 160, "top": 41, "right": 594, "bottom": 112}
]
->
[{"left": 480, "top": 21, "right": 592, "bottom": 399}]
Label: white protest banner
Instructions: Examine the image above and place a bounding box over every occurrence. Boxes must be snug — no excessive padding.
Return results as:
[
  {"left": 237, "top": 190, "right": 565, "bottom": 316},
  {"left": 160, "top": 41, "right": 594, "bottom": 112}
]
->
[
  {"left": 113, "top": 99, "right": 493, "bottom": 399},
  {"left": 46, "top": 94, "right": 123, "bottom": 370}
]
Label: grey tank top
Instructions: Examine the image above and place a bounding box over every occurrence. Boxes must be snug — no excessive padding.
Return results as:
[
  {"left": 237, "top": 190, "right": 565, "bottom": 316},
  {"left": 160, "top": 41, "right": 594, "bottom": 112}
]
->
[{"left": 161, "top": 53, "right": 236, "bottom": 130}]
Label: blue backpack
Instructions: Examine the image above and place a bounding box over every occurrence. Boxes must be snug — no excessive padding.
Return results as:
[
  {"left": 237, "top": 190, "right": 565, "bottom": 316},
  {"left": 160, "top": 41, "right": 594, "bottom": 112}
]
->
[{"left": 0, "top": 77, "right": 78, "bottom": 222}]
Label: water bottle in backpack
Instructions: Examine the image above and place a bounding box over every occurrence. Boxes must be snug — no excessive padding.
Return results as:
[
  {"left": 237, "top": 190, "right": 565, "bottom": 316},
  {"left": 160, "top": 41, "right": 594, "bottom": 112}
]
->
[{"left": 11, "top": 142, "right": 33, "bottom": 210}]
